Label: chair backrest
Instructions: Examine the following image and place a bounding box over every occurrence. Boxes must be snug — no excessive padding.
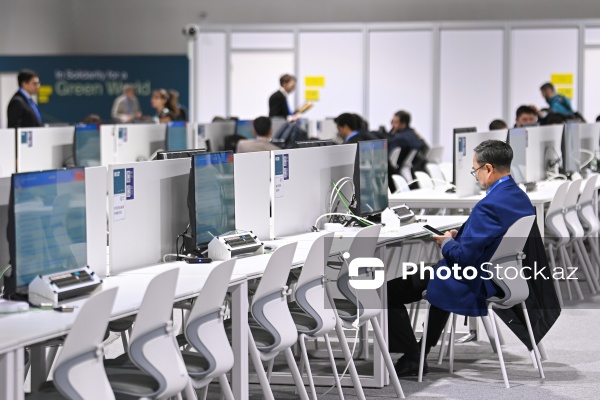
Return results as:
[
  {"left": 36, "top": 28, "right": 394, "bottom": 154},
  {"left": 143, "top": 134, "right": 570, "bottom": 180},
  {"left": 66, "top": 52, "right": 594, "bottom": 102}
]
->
[
  {"left": 486, "top": 215, "right": 536, "bottom": 308},
  {"left": 427, "top": 146, "right": 444, "bottom": 164},
  {"left": 53, "top": 288, "right": 118, "bottom": 400},
  {"left": 389, "top": 147, "right": 401, "bottom": 170},
  {"left": 391, "top": 174, "right": 410, "bottom": 193},
  {"left": 250, "top": 242, "right": 299, "bottom": 356},
  {"left": 414, "top": 171, "right": 434, "bottom": 190},
  {"left": 426, "top": 163, "right": 446, "bottom": 186},
  {"left": 336, "top": 224, "right": 383, "bottom": 325},
  {"left": 185, "top": 259, "right": 236, "bottom": 382},
  {"left": 399, "top": 149, "right": 418, "bottom": 182},
  {"left": 129, "top": 268, "right": 189, "bottom": 399},
  {"left": 545, "top": 181, "right": 571, "bottom": 245},
  {"left": 295, "top": 232, "right": 337, "bottom": 336},
  {"left": 563, "top": 179, "right": 585, "bottom": 238},
  {"left": 578, "top": 175, "right": 599, "bottom": 235}
]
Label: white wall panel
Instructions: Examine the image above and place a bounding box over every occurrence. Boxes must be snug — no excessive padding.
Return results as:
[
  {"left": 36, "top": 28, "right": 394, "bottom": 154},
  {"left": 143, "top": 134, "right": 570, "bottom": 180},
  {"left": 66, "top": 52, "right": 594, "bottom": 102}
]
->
[
  {"left": 197, "top": 32, "right": 227, "bottom": 123},
  {"left": 231, "top": 32, "right": 294, "bottom": 49},
  {"left": 584, "top": 48, "right": 600, "bottom": 122},
  {"left": 585, "top": 27, "right": 600, "bottom": 45}
]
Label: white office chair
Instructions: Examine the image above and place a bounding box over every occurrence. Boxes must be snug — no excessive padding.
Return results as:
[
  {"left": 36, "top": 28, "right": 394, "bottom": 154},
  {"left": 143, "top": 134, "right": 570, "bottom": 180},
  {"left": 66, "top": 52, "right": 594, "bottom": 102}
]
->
[
  {"left": 290, "top": 232, "right": 364, "bottom": 400},
  {"left": 577, "top": 175, "right": 600, "bottom": 280},
  {"left": 389, "top": 147, "right": 402, "bottom": 170},
  {"left": 400, "top": 149, "right": 418, "bottom": 184},
  {"left": 391, "top": 174, "right": 410, "bottom": 193},
  {"left": 245, "top": 243, "right": 310, "bottom": 400},
  {"left": 425, "top": 163, "right": 446, "bottom": 187},
  {"left": 105, "top": 268, "right": 190, "bottom": 399},
  {"left": 331, "top": 224, "right": 405, "bottom": 398},
  {"left": 179, "top": 259, "right": 237, "bottom": 400},
  {"left": 426, "top": 146, "right": 444, "bottom": 164},
  {"left": 414, "top": 171, "right": 434, "bottom": 190},
  {"left": 545, "top": 181, "right": 583, "bottom": 304},
  {"left": 27, "top": 288, "right": 119, "bottom": 400}
]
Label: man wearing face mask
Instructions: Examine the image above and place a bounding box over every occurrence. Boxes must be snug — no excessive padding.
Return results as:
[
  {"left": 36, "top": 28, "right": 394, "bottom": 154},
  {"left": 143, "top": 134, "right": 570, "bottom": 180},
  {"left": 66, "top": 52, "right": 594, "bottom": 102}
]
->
[{"left": 388, "top": 140, "right": 535, "bottom": 377}]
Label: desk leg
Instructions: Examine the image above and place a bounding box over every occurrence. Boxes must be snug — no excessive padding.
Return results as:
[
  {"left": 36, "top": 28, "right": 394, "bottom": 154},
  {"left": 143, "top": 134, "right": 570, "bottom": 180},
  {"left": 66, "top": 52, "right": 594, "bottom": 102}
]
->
[
  {"left": 0, "top": 348, "right": 24, "bottom": 400},
  {"left": 535, "top": 204, "right": 545, "bottom": 238},
  {"left": 231, "top": 280, "right": 248, "bottom": 400}
]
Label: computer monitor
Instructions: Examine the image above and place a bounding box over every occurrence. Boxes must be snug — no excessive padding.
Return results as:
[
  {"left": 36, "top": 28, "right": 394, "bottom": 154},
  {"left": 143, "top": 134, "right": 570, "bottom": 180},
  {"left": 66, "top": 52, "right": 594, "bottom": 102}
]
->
[
  {"left": 7, "top": 168, "right": 87, "bottom": 295},
  {"left": 188, "top": 152, "right": 235, "bottom": 249},
  {"left": 452, "top": 127, "right": 477, "bottom": 184},
  {"left": 236, "top": 120, "right": 255, "bottom": 139},
  {"left": 155, "top": 149, "right": 206, "bottom": 160},
  {"left": 562, "top": 122, "right": 581, "bottom": 175},
  {"left": 73, "top": 124, "right": 101, "bottom": 167},
  {"left": 296, "top": 140, "right": 336, "bottom": 148},
  {"left": 508, "top": 128, "right": 527, "bottom": 184},
  {"left": 353, "top": 140, "right": 389, "bottom": 216},
  {"left": 166, "top": 121, "right": 188, "bottom": 151}
]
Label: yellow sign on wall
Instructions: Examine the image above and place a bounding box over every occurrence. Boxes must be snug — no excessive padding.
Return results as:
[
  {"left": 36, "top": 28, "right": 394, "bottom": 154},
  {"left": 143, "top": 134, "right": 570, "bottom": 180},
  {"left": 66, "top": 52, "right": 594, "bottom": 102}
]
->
[
  {"left": 557, "top": 87, "right": 574, "bottom": 99},
  {"left": 551, "top": 73, "right": 574, "bottom": 86},
  {"left": 305, "top": 90, "right": 320, "bottom": 101},
  {"left": 305, "top": 76, "right": 325, "bottom": 87}
]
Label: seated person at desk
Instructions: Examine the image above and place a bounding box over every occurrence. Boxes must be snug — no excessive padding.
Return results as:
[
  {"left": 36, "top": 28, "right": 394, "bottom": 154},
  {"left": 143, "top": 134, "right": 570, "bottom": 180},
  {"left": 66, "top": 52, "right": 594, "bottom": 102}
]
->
[
  {"left": 387, "top": 140, "right": 535, "bottom": 376},
  {"left": 489, "top": 119, "right": 508, "bottom": 130},
  {"left": 514, "top": 105, "right": 538, "bottom": 127},
  {"left": 334, "top": 113, "right": 377, "bottom": 144},
  {"left": 236, "top": 116, "right": 280, "bottom": 153},
  {"left": 388, "top": 110, "right": 429, "bottom": 178}
]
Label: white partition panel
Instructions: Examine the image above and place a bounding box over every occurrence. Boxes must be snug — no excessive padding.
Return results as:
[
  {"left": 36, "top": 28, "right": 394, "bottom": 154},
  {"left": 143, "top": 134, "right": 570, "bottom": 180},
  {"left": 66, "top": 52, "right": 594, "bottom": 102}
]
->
[
  {"left": 197, "top": 32, "right": 227, "bottom": 122},
  {"left": 525, "top": 125, "right": 564, "bottom": 182},
  {"left": 583, "top": 48, "right": 600, "bottom": 122},
  {"left": 108, "top": 159, "right": 190, "bottom": 274},
  {"left": 511, "top": 28, "right": 579, "bottom": 118},
  {"left": 298, "top": 31, "right": 363, "bottom": 120},
  {"left": 369, "top": 30, "right": 434, "bottom": 144},
  {"left": 440, "top": 29, "right": 504, "bottom": 162},
  {"left": 99, "top": 124, "right": 117, "bottom": 165},
  {"left": 0, "top": 129, "right": 15, "bottom": 177},
  {"left": 16, "top": 126, "right": 75, "bottom": 172},
  {"left": 114, "top": 123, "right": 166, "bottom": 163},
  {"left": 271, "top": 144, "right": 356, "bottom": 238},
  {"left": 0, "top": 177, "right": 9, "bottom": 273},
  {"left": 230, "top": 51, "right": 295, "bottom": 120},
  {"left": 85, "top": 166, "right": 108, "bottom": 277},
  {"left": 234, "top": 152, "right": 270, "bottom": 240},
  {"left": 196, "top": 121, "right": 236, "bottom": 152},
  {"left": 579, "top": 123, "right": 600, "bottom": 161},
  {"left": 231, "top": 32, "right": 294, "bottom": 50}
]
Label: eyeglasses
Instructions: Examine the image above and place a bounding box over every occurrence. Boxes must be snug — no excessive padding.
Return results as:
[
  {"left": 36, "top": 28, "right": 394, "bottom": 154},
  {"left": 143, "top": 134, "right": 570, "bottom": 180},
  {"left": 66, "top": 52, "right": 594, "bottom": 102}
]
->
[{"left": 470, "top": 165, "right": 486, "bottom": 177}]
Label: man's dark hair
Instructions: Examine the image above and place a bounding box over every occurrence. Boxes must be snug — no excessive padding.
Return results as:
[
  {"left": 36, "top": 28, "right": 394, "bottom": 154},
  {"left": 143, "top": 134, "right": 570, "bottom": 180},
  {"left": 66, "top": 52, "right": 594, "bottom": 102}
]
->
[
  {"left": 474, "top": 140, "right": 513, "bottom": 173},
  {"left": 540, "top": 82, "right": 555, "bottom": 92},
  {"left": 334, "top": 113, "right": 358, "bottom": 131},
  {"left": 18, "top": 69, "right": 38, "bottom": 87},
  {"left": 394, "top": 110, "right": 411, "bottom": 127},
  {"left": 596, "top": 115, "right": 600, "bottom": 123},
  {"left": 544, "top": 112, "right": 567, "bottom": 125},
  {"left": 489, "top": 119, "right": 508, "bottom": 131},
  {"left": 516, "top": 105, "right": 537, "bottom": 119},
  {"left": 253, "top": 116, "right": 272, "bottom": 137},
  {"left": 280, "top": 74, "right": 296, "bottom": 86}
]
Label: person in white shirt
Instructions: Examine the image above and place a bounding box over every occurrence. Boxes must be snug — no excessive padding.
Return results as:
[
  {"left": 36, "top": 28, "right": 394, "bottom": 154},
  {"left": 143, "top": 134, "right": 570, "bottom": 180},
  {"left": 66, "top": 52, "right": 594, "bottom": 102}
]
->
[{"left": 111, "top": 84, "right": 141, "bottom": 123}]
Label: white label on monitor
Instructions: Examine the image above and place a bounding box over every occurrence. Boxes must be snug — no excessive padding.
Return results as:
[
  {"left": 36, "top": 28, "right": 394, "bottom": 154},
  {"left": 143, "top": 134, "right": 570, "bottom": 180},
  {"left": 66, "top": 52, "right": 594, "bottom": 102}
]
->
[
  {"left": 113, "top": 194, "right": 126, "bottom": 221},
  {"left": 274, "top": 175, "right": 284, "bottom": 198}
]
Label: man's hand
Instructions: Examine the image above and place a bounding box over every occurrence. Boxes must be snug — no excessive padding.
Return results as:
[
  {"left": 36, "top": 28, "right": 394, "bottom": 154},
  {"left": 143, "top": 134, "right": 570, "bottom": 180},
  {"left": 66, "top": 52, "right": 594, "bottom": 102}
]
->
[{"left": 432, "top": 229, "right": 457, "bottom": 247}]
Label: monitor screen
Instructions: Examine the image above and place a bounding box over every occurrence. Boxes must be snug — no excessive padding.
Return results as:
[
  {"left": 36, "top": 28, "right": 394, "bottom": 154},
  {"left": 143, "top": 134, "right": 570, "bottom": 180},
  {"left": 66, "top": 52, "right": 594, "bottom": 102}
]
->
[
  {"left": 508, "top": 128, "right": 527, "bottom": 184},
  {"left": 354, "top": 140, "right": 389, "bottom": 216},
  {"left": 74, "top": 124, "right": 101, "bottom": 167},
  {"left": 166, "top": 121, "right": 187, "bottom": 151},
  {"left": 563, "top": 122, "right": 581, "bottom": 174},
  {"left": 10, "top": 168, "right": 87, "bottom": 291},
  {"left": 236, "top": 120, "right": 255, "bottom": 139},
  {"left": 191, "top": 152, "right": 235, "bottom": 246},
  {"left": 452, "top": 127, "right": 476, "bottom": 184}
]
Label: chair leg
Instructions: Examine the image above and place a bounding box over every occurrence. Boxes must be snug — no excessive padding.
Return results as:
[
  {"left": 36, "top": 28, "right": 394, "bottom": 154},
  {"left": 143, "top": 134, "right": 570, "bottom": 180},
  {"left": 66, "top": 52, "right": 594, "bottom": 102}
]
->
[
  {"left": 284, "top": 347, "right": 310, "bottom": 400},
  {"left": 200, "top": 386, "right": 209, "bottom": 400},
  {"left": 547, "top": 244, "right": 564, "bottom": 307},
  {"left": 488, "top": 307, "right": 510, "bottom": 389},
  {"left": 587, "top": 237, "right": 600, "bottom": 279},
  {"left": 370, "top": 316, "right": 405, "bottom": 398},
  {"left": 521, "top": 302, "right": 545, "bottom": 379},
  {"left": 561, "top": 246, "right": 584, "bottom": 300},
  {"left": 574, "top": 241, "right": 597, "bottom": 294},
  {"left": 183, "top": 381, "right": 198, "bottom": 400},
  {"left": 45, "top": 345, "right": 60, "bottom": 375},
  {"left": 120, "top": 331, "right": 129, "bottom": 352},
  {"left": 324, "top": 333, "right": 345, "bottom": 400},
  {"left": 481, "top": 315, "right": 498, "bottom": 354},
  {"left": 266, "top": 358, "right": 275, "bottom": 383},
  {"left": 298, "top": 334, "right": 318, "bottom": 400},
  {"left": 248, "top": 330, "right": 275, "bottom": 400},
  {"left": 577, "top": 241, "right": 600, "bottom": 292},
  {"left": 437, "top": 318, "right": 449, "bottom": 365},
  {"left": 494, "top": 313, "right": 506, "bottom": 346},
  {"left": 449, "top": 314, "right": 457, "bottom": 373},
  {"left": 218, "top": 374, "right": 235, "bottom": 400},
  {"left": 333, "top": 318, "right": 366, "bottom": 400},
  {"left": 418, "top": 302, "right": 430, "bottom": 383},
  {"left": 538, "top": 341, "right": 548, "bottom": 361}
]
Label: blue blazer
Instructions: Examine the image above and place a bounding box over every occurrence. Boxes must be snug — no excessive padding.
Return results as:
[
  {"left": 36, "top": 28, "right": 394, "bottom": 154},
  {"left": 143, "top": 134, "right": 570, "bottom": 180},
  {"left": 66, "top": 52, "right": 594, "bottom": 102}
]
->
[{"left": 427, "top": 177, "right": 535, "bottom": 316}]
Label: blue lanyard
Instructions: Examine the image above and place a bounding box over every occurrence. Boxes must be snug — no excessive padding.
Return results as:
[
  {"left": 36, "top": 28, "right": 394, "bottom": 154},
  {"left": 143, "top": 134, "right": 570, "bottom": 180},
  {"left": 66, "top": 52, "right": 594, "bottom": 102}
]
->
[{"left": 486, "top": 175, "right": 511, "bottom": 196}]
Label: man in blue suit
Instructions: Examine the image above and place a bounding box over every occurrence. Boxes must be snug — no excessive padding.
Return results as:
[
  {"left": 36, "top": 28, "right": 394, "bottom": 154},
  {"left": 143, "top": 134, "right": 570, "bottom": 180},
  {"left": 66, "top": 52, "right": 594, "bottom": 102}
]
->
[{"left": 388, "top": 140, "right": 535, "bottom": 377}]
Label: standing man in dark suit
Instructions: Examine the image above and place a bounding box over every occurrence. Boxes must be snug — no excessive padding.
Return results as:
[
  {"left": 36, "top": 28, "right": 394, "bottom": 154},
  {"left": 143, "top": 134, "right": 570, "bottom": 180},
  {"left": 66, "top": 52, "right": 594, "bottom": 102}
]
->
[
  {"left": 269, "top": 74, "right": 296, "bottom": 119},
  {"left": 334, "top": 113, "right": 377, "bottom": 144},
  {"left": 7, "top": 70, "right": 43, "bottom": 128}
]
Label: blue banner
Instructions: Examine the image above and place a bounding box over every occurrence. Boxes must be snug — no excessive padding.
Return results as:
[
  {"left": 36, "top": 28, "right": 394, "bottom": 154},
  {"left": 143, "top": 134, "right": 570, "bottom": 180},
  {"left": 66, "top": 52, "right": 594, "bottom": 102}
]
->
[{"left": 0, "top": 56, "right": 188, "bottom": 124}]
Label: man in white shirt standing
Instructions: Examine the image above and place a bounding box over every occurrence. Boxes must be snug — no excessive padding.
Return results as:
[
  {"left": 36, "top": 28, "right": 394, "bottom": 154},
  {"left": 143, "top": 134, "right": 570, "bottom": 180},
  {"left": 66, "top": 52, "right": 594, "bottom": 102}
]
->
[{"left": 111, "top": 84, "right": 142, "bottom": 123}]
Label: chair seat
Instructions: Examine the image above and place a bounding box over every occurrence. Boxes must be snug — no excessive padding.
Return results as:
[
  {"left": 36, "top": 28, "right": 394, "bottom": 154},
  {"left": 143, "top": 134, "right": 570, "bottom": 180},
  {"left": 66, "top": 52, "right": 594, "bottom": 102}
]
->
[
  {"left": 106, "top": 368, "right": 160, "bottom": 399},
  {"left": 333, "top": 298, "right": 358, "bottom": 321},
  {"left": 224, "top": 318, "right": 277, "bottom": 351},
  {"left": 104, "top": 353, "right": 135, "bottom": 369},
  {"left": 181, "top": 352, "right": 211, "bottom": 376},
  {"left": 290, "top": 310, "right": 319, "bottom": 334}
]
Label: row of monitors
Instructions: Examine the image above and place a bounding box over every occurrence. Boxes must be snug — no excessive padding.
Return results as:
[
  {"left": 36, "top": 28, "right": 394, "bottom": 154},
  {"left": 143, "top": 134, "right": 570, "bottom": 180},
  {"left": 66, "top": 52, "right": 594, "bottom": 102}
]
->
[{"left": 6, "top": 139, "right": 389, "bottom": 296}]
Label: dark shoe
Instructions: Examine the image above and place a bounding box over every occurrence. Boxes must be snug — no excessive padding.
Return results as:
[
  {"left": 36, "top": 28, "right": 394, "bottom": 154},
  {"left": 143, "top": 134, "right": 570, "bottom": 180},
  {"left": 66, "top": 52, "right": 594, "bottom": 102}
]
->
[{"left": 394, "top": 355, "right": 428, "bottom": 377}]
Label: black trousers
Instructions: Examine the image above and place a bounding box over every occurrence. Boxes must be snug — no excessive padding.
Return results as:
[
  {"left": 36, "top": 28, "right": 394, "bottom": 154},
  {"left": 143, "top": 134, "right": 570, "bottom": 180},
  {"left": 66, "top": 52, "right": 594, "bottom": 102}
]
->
[{"left": 387, "top": 271, "right": 450, "bottom": 354}]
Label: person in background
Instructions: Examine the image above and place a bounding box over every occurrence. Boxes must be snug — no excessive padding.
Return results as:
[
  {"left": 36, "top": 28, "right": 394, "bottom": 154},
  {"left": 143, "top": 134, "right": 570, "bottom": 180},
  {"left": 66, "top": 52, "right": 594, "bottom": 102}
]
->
[
  {"left": 82, "top": 114, "right": 103, "bottom": 124},
  {"left": 111, "top": 84, "right": 142, "bottom": 123},
  {"left": 544, "top": 112, "right": 567, "bottom": 125},
  {"left": 150, "top": 89, "right": 171, "bottom": 122},
  {"left": 269, "top": 74, "right": 296, "bottom": 119},
  {"left": 388, "top": 110, "right": 429, "bottom": 185},
  {"left": 514, "top": 105, "right": 539, "bottom": 127},
  {"left": 168, "top": 89, "right": 187, "bottom": 121},
  {"left": 7, "top": 69, "right": 43, "bottom": 128},
  {"left": 489, "top": 119, "right": 508, "bottom": 130},
  {"left": 157, "top": 110, "right": 177, "bottom": 124},
  {"left": 540, "top": 82, "right": 574, "bottom": 116},
  {"left": 334, "top": 113, "right": 377, "bottom": 144},
  {"left": 236, "top": 117, "right": 280, "bottom": 153}
]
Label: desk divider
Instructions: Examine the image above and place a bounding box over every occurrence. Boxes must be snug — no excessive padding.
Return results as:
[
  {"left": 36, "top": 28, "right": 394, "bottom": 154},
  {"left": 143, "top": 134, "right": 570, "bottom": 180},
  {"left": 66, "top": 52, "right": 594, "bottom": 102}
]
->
[
  {"left": 114, "top": 123, "right": 166, "bottom": 163},
  {"left": 234, "top": 152, "right": 271, "bottom": 240},
  {"left": 271, "top": 144, "right": 356, "bottom": 238},
  {"left": 0, "top": 177, "right": 9, "bottom": 273},
  {"left": 108, "top": 158, "right": 191, "bottom": 274},
  {"left": 195, "top": 121, "right": 236, "bottom": 152},
  {"left": 99, "top": 124, "right": 117, "bottom": 166},
  {"left": 85, "top": 166, "right": 109, "bottom": 277},
  {"left": 525, "top": 125, "right": 564, "bottom": 182},
  {"left": 16, "top": 126, "right": 75, "bottom": 173},
  {"left": 0, "top": 129, "right": 15, "bottom": 178}
]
